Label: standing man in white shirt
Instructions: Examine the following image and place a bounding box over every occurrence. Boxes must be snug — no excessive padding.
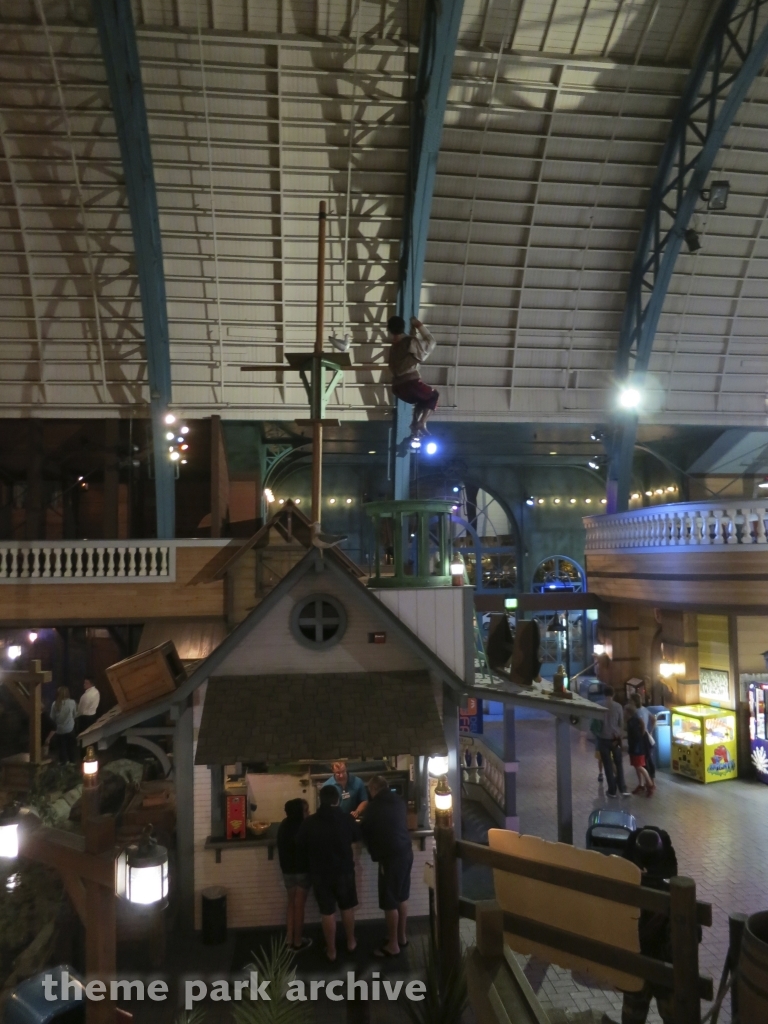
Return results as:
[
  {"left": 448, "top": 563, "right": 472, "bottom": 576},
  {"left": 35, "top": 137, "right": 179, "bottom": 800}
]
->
[{"left": 77, "top": 678, "right": 101, "bottom": 734}]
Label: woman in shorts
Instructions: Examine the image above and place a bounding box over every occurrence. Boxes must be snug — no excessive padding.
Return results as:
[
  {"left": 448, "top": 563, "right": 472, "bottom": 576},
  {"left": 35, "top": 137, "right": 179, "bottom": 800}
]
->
[
  {"left": 627, "top": 704, "right": 655, "bottom": 797},
  {"left": 277, "top": 798, "right": 312, "bottom": 951}
]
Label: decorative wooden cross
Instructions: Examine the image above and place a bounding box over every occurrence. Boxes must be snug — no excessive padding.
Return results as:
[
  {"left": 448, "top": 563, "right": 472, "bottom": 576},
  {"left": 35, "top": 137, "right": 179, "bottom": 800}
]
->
[{"left": 1, "top": 658, "right": 52, "bottom": 763}]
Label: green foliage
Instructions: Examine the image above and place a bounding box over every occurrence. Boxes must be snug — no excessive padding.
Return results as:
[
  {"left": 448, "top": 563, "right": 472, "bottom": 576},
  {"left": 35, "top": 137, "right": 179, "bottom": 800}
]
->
[
  {"left": 0, "top": 861, "right": 63, "bottom": 985},
  {"left": 232, "top": 939, "right": 311, "bottom": 1024},
  {"left": 401, "top": 939, "right": 468, "bottom": 1024},
  {"left": 174, "top": 1008, "right": 208, "bottom": 1024},
  {"left": 27, "top": 762, "right": 82, "bottom": 823}
]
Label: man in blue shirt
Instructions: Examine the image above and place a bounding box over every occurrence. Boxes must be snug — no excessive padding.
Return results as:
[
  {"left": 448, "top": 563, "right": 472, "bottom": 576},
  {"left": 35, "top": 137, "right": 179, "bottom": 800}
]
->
[{"left": 322, "top": 762, "right": 369, "bottom": 818}]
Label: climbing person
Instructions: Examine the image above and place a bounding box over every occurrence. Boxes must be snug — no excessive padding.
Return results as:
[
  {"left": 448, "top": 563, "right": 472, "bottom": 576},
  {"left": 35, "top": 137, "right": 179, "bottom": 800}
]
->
[{"left": 387, "top": 315, "right": 439, "bottom": 439}]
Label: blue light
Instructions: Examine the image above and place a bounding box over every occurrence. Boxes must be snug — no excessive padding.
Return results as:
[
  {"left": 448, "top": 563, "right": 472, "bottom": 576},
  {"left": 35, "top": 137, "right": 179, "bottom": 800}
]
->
[
  {"left": 453, "top": 486, "right": 459, "bottom": 493},
  {"left": 526, "top": 498, "right": 535, "bottom": 506},
  {"left": 425, "top": 441, "right": 438, "bottom": 455}
]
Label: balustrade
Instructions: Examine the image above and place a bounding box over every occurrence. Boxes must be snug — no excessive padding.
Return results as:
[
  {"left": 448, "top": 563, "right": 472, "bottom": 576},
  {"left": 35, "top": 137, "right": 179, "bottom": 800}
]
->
[
  {"left": 460, "top": 736, "right": 506, "bottom": 813},
  {"left": 0, "top": 541, "right": 175, "bottom": 583},
  {"left": 584, "top": 501, "right": 768, "bottom": 552}
]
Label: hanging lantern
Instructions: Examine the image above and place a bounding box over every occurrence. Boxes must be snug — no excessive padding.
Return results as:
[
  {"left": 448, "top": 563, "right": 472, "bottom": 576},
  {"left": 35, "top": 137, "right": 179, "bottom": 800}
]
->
[
  {"left": 0, "top": 804, "right": 19, "bottom": 860},
  {"left": 427, "top": 755, "right": 449, "bottom": 777},
  {"left": 82, "top": 746, "right": 99, "bottom": 788},
  {"left": 117, "top": 828, "right": 169, "bottom": 906},
  {"left": 434, "top": 776, "right": 453, "bottom": 828}
]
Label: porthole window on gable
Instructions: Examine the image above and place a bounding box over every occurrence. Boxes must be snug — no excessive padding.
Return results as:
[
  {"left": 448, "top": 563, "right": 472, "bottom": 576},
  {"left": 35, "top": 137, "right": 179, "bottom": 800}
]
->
[{"left": 290, "top": 594, "right": 347, "bottom": 650}]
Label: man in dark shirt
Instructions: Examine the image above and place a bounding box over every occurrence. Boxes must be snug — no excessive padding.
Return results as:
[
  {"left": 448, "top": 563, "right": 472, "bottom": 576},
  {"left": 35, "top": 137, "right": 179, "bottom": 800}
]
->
[
  {"left": 360, "top": 775, "right": 414, "bottom": 956},
  {"left": 296, "top": 785, "right": 359, "bottom": 962}
]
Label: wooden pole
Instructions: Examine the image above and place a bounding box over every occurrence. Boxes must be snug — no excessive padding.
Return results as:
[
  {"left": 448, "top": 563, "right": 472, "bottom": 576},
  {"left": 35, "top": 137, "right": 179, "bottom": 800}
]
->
[
  {"left": 311, "top": 200, "right": 327, "bottom": 524},
  {"left": 728, "top": 912, "right": 747, "bottom": 1021},
  {"left": 435, "top": 824, "right": 461, "bottom": 989},
  {"left": 670, "top": 876, "right": 700, "bottom": 1024}
]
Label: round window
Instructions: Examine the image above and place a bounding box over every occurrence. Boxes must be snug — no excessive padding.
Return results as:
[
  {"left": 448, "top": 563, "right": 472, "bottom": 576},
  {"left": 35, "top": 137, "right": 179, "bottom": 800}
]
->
[{"left": 290, "top": 594, "right": 347, "bottom": 650}]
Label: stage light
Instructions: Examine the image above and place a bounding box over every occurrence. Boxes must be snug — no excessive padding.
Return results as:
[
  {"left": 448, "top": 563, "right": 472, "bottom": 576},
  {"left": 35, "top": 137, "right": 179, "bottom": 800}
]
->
[
  {"left": 585, "top": 498, "right": 592, "bottom": 504},
  {"left": 666, "top": 485, "right": 675, "bottom": 492},
  {"left": 78, "top": 476, "right": 84, "bottom": 482},
  {"left": 294, "top": 498, "right": 301, "bottom": 505},
  {"left": 655, "top": 488, "right": 663, "bottom": 495},
  {"left": 368, "top": 450, "right": 376, "bottom": 454},
  {"left": 177, "top": 436, "right": 184, "bottom": 443},
  {"left": 549, "top": 451, "right": 557, "bottom": 455},
  {"left": 181, "top": 459, "right": 188, "bottom": 464},
  {"left": 168, "top": 446, "right": 174, "bottom": 452},
  {"left": 164, "top": 413, "right": 176, "bottom": 425},
  {"left": 526, "top": 498, "right": 534, "bottom": 506},
  {"left": 554, "top": 498, "right": 561, "bottom": 504},
  {"left": 180, "top": 444, "right": 189, "bottom": 451},
  {"left": 170, "top": 452, "right": 180, "bottom": 462},
  {"left": 588, "top": 461, "right": 599, "bottom": 470},
  {"left": 7, "top": 646, "right": 21, "bottom": 660},
  {"left": 645, "top": 490, "right": 652, "bottom": 496},
  {"left": 180, "top": 425, "right": 189, "bottom": 435},
  {"left": 703, "top": 179, "right": 730, "bottom": 211},
  {"left": 425, "top": 441, "right": 438, "bottom": 455},
  {"left": 28, "top": 632, "right": 37, "bottom": 643},
  {"left": 166, "top": 432, "right": 174, "bottom": 441},
  {"left": 453, "top": 487, "right": 460, "bottom": 493},
  {"left": 329, "top": 497, "right": 336, "bottom": 504},
  {"left": 410, "top": 437, "right": 421, "bottom": 450},
  {"left": 569, "top": 498, "right": 577, "bottom": 504},
  {"left": 345, "top": 498, "right": 353, "bottom": 504},
  {"left": 631, "top": 492, "right": 640, "bottom": 500},
  {"left": 684, "top": 228, "right": 701, "bottom": 253},
  {"left": 264, "top": 488, "right": 275, "bottom": 504},
  {"left": 537, "top": 498, "right": 545, "bottom": 505},
  {"left": 618, "top": 385, "right": 641, "bottom": 409},
  {"left": 279, "top": 498, "right": 285, "bottom": 504},
  {"left": 601, "top": 498, "right": 607, "bottom": 504}
]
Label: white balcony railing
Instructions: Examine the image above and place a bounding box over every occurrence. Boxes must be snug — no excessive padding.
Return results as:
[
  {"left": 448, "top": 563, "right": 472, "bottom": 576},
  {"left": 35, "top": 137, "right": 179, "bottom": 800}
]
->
[
  {"left": 0, "top": 538, "right": 229, "bottom": 584},
  {"left": 460, "top": 734, "right": 506, "bottom": 812},
  {"left": 585, "top": 501, "right": 768, "bottom": 552}
]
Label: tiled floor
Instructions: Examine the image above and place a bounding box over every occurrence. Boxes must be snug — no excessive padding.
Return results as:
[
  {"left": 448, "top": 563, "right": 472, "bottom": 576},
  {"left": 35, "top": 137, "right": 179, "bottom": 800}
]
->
[{"left": 479, "top": 714, "right": 768, "bottom": 1023}]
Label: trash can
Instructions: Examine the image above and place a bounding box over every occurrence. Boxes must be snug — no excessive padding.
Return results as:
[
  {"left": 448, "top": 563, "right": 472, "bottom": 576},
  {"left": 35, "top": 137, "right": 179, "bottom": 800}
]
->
[
  {"left": 3, "top": 966, "right": 85, "bottom": 1024},
  {"left": 577, "top": 676, "right": 604, "bottom": 702},
  {"left": 201, "top": 885, "right": 227, "bottom": 945},
  {"left": 649, "top": 706, "right": 670, "bottom": 770},
  {"left": 585, "top": 808, "right": 637, "bottom": 855}
]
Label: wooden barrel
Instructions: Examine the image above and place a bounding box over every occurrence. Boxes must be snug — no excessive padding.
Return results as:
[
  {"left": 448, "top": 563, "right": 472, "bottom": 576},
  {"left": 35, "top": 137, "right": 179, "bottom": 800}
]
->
[{"left": 739, "top": 911, "right": 768, "bottom": 1020}]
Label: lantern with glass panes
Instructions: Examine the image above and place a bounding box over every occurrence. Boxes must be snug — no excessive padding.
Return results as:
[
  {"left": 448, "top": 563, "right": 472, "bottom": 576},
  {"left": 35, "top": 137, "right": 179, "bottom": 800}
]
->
[
  {"left": 116, "top": 826, "right": 169, "bottom": 906},
  {"left": 0, "top": 803, "right": 20, "bottom": 859}
]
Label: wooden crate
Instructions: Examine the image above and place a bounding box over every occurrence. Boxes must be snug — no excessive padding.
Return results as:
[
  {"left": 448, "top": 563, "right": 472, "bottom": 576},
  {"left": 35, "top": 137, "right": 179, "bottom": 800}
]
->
[
  {"left": 1, "top": 752, "right": 50, "bottom": 792},
  {"left": 106, "top": 642, "right": 186, "bottom": 711}
]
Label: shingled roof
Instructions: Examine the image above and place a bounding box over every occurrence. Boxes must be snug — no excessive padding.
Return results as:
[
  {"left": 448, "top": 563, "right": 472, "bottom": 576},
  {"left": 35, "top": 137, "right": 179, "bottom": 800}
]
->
[{"left": 194, "top": 670, "right": 447, "bottom": 764}]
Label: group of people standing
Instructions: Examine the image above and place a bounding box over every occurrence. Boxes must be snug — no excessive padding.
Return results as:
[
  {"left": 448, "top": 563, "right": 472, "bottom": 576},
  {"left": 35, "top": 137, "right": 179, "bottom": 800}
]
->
[
  {"left": 276, "top": 761, "right": 413, "bottom": 961},
  {"left": 596, "top": 686, "right": 657, "bottom": 799},
  {"left": 46, "top": 678, "right": 100, "bottom": 763}
]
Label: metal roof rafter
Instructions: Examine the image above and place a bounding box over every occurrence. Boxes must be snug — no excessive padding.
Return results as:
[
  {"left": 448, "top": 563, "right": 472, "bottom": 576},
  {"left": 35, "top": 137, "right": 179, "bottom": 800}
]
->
[{"left": 607, "top": 0, "right": 768, "bottom": 513}]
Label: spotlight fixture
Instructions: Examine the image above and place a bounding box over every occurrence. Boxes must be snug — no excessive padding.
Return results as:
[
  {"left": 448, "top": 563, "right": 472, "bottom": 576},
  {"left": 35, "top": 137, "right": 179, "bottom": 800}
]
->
[
  {"left": 537, "top": 498, "right": 545, "bottom": 505},
  {"left": 585, "top": 498, "right": 592, "bottom": 504},
  {"left": 666, "top": 485, "right": 675, "bottom": 492},
  {"left": 345, "top": 498, "right": 353, "bottom": 504},
  {"left": 170, "top": 451, "right": 180, "bottom": 462},
  {"left": 7, "top": 646, "right": 21, "bottom": 660},
  {"left": 554, "top": 498, "right": 561, "bottom": 504},
  {"left": 631, "top": 492, "right": 640, "bottom": 500},
  {"left": 451, "top": 504, "right": 458, "bottom": 511},
  {"left": 180, "top": 425, "right": 190, "bottom": 435},
  {"left": 590, "top": 431, "right": 604, "bottom": 443},
  {"left": 181, "top": 459, "right": 188, "bottom": 464},
  {"left": 177, "top": 436, "right": 184, "bottom": 443},
  {"left": 165, "top": 432, "right": 174, "bottom": 441},
  {"left": 701, "top": 179, "right": 729, "bottom": 211},
  {"left": 618, "top": 385, "right": 641, "bottom": 409},
  {"left": 601, "top": 498, "right": 607, "bottom": 504},
  {"left": 77, "top": 476, "right": 84, "bottom": 482},
  {"left": 655, "top": 488, "right": 663, "bottom": 495},
  {"left": 164, "top": 413, "right": 176, "bottom": 425},
  {"left": 569, "top": 498, "right": 577, "bottom": 504},
  {"left": 425, "top": 441, "right": 438, "bottom": 455},
  {"left": 645, "top": 490, "right": 652, "bottom": 496},
  {"left": 549, "top": 451, "right": 557, "bottom": 456},
  {"left": 28, "top": 632, "right": 37, "bottom": 643},
  {"left": 279, "top": 498, "right": 285, "bottom": 504},
  {"left": 588, "top": 460, "right": 600, "bottom": 470},
  {"left": 329, "top": 497, "right": 337, "bottom": 504},
  {"left": 263, "top": 488, "right": 275, "bottom": 504},
  {"left": 526, "top": 497, "right": 535, "bottom": 506},
  {"left": 684, "top": 228, "right": 701, "bottom": 253},
  {"left": 410, "top": 437, "right": 421, "bottom": 450},
  {"left": 180, "top": 444, "right": 189, "bottom": 451},
  {"left": 368, "top": 450, "right": 376, "bottom": 455},
  {"left": 294, "top": 498, "right": 301, "bottom": 505},
  {"left": 453, "top": 487, "right": 460, "bottom": 493}
]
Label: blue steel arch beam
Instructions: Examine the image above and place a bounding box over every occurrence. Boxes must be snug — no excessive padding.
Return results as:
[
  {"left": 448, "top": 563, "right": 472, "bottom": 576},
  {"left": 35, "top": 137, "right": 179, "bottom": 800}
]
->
[
  {"left": 391, "top": 0, "right": 465, "bottom": 499},
  {"left": 92, "top": 0, "right": 176, "bottom": 538},
  {"left": 606, "top": 0, "right": 768, "bottom": 513}
]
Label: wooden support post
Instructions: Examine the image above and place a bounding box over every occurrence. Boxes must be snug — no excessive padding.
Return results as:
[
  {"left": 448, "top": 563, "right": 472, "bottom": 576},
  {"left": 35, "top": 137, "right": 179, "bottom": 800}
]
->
[
  {"left": 474, "top": 900, "right": 504, "bottom": 959},
  {"left": 555, "top": 715, "right": 573, "bottom": 844},
  {"left": 1, "top": 660, "right": 51, "bottom": 764},
  {"left": 435, "top": 824, "right": 461, "bottom": 989},
  {"left": 311, "top": 201, "right": 326, "bottom": 525},
  {"left": 174, "top": 707, "right": 195, "bottom": 929},
  {"left": 728, "top": 912, "right": 747, "bottom": 1021},
  {"left": 670, "top": 876, "right": 700, "bottom": 1024}
]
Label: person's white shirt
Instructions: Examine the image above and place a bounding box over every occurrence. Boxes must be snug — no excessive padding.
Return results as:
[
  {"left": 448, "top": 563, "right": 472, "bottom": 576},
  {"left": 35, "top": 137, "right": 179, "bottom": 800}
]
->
[{"left": 78, "top": 686, "right": 100, "bottom": 717}]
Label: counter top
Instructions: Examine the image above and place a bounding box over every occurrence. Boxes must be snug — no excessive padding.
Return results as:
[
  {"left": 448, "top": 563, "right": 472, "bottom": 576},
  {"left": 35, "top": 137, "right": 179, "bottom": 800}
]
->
[{"left": 204, "top": 825, "right": 433, "bottom": 861}]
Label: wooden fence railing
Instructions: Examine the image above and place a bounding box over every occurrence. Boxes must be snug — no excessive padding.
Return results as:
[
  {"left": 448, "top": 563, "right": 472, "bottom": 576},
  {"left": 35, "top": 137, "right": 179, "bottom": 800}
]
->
[{"left": 433, "top": 826, "right": 713, "bottom": 1024}]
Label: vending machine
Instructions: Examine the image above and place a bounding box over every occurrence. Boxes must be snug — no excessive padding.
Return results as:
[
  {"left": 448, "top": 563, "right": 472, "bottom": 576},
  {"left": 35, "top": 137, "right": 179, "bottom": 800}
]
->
[
  {"left": 748, "top": 682, "right": 768, "bottom": 783},
  {"left": 671, "top": 704, "right": 737, "bottom": 783}
]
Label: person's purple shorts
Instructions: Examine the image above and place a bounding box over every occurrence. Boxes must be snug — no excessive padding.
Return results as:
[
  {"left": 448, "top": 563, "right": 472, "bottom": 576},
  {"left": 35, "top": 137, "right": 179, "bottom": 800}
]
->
[{"left": 392, "top": 379, "right": 439, "bottom": 411}]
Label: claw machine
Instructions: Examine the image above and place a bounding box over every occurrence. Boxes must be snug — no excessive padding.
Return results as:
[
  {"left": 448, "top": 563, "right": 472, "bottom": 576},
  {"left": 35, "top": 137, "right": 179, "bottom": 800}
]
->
[
  {"left": 671, "top": 704, "right": 737, "bottom": 783},
  {"left": 748, "top": 682, "right": 768, "bottom": 783}
]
